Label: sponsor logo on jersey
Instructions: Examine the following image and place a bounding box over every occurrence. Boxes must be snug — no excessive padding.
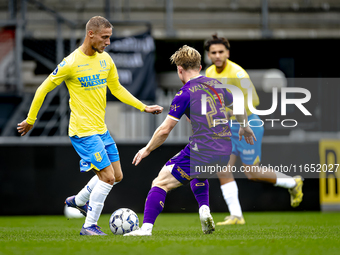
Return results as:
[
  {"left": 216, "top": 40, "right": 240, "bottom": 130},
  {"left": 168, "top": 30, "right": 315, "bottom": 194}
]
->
[
  {"left": 213, "top": 126, "right": 232, "bottom": 138},
  {"left": 176, "top": 90, "right": 183, "bottom": 96},
  {"left": 52, "top": 67, "right": 58, "bottom": 75},
  {"left": 159, "top": 201, "right": 164, "bottom": 208},
  {"left": 94, "top": 152, "right": 102, "bottom": 162},
  {"left": 78, "top": 64, "right": 89, "bottom": 67},
  {"left": 59, "top": 60, "right": 66, "bottom": 67},
  {"left": 78, "top": 74, "right": 107, "bottom": 87},
  {"left": 243, "top": 149, "right": 255, "bottom": 155},
  {"left": 100, "top": 60, "right": 107, "bottom": 69}
]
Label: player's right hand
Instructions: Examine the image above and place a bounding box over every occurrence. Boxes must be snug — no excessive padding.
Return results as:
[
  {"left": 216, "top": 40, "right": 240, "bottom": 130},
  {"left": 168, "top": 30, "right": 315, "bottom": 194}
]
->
[
  {"left": 132, "top": 147, "right": 151, "bottom": 166},
  {"left": 144, "top": 105, "right": 163, "bottom": 115},
  {"left": 238, "top": 126, "right": 257, "bottom": 145},
  {"left": 17, "top": 120, "right": 33, "bottom": 136}
]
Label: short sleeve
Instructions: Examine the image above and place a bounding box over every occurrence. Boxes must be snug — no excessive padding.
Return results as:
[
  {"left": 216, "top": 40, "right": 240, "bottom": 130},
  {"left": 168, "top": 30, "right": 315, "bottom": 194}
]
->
[{"left": 167, "top": 89, "right": 190, "bottom": 121}]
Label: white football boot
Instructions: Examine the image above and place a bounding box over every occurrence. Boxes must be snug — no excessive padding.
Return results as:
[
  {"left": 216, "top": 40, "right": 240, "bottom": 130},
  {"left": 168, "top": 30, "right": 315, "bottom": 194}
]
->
[
  {"left": 199, "top": 205, "right": 215, "bottom": 234},
  {"left": 124, "top": 226, "right": 152, "bottom": 236}
]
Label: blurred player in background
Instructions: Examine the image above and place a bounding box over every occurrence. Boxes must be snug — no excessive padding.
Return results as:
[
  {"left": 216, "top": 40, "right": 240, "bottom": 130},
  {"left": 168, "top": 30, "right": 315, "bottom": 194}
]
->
[
  {"left": 17, "top": 16, "right": 163, "bottom": 236},
  {"left": 204, "top": 34, "right": 303, "bottom": 225},
  {"left": 124, "top": 45, "right": 256, "bottom": 236}
]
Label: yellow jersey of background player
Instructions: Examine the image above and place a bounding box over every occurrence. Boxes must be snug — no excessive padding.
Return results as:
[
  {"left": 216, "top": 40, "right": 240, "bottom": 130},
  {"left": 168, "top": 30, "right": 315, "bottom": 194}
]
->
[
  {"left": 206, "top": 59, "right": 259, "bottom": 119},
  {"left": 204, "top": 34, "right": 265, "bottom": 226}
]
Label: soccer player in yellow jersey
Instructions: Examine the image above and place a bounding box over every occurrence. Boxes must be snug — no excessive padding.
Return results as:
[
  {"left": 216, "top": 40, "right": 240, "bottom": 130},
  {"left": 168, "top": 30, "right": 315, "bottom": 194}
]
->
[
  {"left": 17, "top": 16, "right": 163, "bottom": 235},
  {"left": 203, "top": 34, "right": 303, "bottom": 225}
]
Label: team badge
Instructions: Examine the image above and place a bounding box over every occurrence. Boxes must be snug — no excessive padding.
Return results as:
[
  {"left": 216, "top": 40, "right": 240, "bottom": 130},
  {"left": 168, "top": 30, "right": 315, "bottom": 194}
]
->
[
  {"left": 100, "top": 60, "right": 107, "bottom": 69},
  {"left": 94, "top": 152, "right": 102, "bottom": 162}
]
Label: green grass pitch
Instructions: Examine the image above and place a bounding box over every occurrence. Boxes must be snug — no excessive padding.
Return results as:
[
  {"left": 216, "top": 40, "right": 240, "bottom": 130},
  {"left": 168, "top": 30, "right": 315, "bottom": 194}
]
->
[{"left": 1, "top": 212, "right": 339, "bottom": 255}]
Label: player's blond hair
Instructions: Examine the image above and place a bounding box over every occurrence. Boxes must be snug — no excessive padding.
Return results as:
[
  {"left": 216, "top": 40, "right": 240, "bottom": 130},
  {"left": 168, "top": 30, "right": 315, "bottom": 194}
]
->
[
  {"left": 86, "top": 16, "right": 113, "bottom": 34},
  {"left": 170, "top": 45, "right": 201, "bottom": 70}
]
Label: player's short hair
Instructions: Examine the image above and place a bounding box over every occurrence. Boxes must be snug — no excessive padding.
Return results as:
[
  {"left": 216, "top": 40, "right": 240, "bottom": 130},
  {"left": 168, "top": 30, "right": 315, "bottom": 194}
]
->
[
  {"left": 204, "top": 34, "right": 230, "bottom": 51},
  {"left": 86, "top": 16, "right": 113, "bottom": 34},
  {"left": 170, "top": 45, "right": 201, "bottom": 70}
]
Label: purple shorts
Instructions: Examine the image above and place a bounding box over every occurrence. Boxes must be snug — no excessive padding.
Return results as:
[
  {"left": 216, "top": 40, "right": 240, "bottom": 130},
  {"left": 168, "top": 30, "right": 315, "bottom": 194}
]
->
[{"left": 165, "top": 144, "right": 230, "bottom": 184}]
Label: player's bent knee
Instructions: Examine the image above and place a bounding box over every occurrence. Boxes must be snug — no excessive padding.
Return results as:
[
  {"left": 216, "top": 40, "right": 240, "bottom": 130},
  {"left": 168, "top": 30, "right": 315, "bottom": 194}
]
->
[
  {"left": 151, "top": 178, "right": 167, "bottom": 191},
  {"left": 107, "top": 177, "right": 116, "bottom": 185},
  {"left": 115, "top": 172, "right": 123, "bottom": 182},
  {"left": 153, "top": 184, "right": 168, "bottom": 193},
  {"left": 100, "top": 176, "right": 115, "bottom": 185}
]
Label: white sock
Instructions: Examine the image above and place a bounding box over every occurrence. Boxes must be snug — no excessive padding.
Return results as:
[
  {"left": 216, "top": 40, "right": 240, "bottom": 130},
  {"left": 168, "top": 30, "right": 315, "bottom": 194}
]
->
[
  {"left": 75, "top": 175, "right": 99, "bottom": 206},
  {"left": 274, "top": 172, "right": 296, "bottom": 189},
  {"left": 141, "top": 223, "right": 153, "bottom": 233},
  {"left": 84, "top": 180, "right": 113, "bottom": 228},
  {"left": 113, "top": 181, "right": 121, "bottom": 186},
  {"left": 220, "top": 181, "right": 243, "bottom": 217},
  {"left": 75, "top": 178, "right": 121, "bottom": 206}
]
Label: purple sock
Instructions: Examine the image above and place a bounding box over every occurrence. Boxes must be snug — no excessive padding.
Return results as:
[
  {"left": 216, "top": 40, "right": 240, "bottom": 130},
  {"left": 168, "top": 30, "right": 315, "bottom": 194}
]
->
[
  {"left": 143, "top": 186, "right": 167, "bottom": 224},
  {"left": 190, "top": 179, "right": 209, "bottom": 208}
]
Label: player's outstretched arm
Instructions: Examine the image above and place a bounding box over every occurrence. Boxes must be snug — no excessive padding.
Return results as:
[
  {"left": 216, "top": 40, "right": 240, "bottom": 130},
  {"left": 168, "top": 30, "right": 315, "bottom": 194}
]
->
[
  {"left": 144, "top": 105, "right": 163, "bottom": 115},
  {"left": 17, "top": 77, "right": 59, "bottom": 137},
  {"left": 17, "top": 120, "right": 33, "bottom": 136},
  {"left": 238, "top": 126, "right": 257, "bottom": 145},
  {"left": 108, "top": 80, "right": 163, "bottom": 114},
  {"left": 132, "top": 117, "right": 177, "bottom": 166}
]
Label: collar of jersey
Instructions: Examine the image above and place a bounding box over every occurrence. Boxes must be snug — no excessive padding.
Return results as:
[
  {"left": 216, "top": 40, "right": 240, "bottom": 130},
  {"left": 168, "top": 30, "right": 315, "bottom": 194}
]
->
[
  {"left": 78, "top": 47, "right": 98, "bottom": 58},
  {"left": 189, "top": 75, "right": 203, "bottom": 81}
]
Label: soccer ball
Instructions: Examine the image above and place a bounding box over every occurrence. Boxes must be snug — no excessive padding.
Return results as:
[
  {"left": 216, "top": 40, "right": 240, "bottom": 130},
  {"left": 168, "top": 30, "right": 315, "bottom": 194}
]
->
[{"left": 109, "top": 208, "right": 139, "bottom": 235}]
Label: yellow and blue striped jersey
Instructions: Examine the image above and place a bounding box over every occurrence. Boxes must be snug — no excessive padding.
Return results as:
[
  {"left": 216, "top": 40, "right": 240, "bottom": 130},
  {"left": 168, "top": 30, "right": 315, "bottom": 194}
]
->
[
  {"left": 27, "top": 48, "right": 146, "bottom": 137},
  {"left": 206, "top": 59, "right": 259, "bottom": 118}
]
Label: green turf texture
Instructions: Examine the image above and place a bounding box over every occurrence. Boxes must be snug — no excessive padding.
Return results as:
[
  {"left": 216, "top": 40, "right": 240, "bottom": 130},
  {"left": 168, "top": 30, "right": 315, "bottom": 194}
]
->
[{"left": 1, "top": 212, "right": 339, "bottom": 255}]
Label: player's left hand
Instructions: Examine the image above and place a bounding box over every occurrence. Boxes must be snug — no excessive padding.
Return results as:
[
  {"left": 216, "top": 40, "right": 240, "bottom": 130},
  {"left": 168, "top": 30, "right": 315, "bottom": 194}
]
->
[
  {"left": 239, "top": 126, "right": 257, "bottom": 145},
  {"left": 17, "top": 120, "right": 33, "bottom": 136},
  {"left": 132, "top": 147, "right": 151, "bottom": 166},
  {"left": 145, "top": 105, "right": 163, "bottom": 115}
]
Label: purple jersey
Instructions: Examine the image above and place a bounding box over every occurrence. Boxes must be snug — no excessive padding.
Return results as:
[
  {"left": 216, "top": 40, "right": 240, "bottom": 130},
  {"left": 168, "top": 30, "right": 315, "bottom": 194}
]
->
[{"left": 168, "top": 76, "right": 233, "bottom": 155}]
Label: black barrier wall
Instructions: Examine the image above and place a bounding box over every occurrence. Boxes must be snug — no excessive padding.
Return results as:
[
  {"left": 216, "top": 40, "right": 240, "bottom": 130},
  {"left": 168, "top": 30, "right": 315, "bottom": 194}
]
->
[{"left": 0, "top": 142, "right": 319, "bottom": 215}]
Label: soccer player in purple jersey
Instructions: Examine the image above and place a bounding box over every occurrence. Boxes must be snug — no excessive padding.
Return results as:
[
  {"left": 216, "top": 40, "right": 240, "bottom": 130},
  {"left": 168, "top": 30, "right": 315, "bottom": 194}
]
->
[
  {"left": 203, "top": 34, "right": 304, "bottom": 225},
  {"left": 124, "top": 45, "right": 256, "bottom": 236}
]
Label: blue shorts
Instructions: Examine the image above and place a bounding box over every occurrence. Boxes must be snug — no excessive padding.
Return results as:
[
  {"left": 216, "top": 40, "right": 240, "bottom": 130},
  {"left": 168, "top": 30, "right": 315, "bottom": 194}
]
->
[
  {"left": 70, "top": 131, "right": 120, "bottom": 172},
  {"left": 165, "top": 144, "right": 230, "bottom": 185},
  {"left": 230, "top": 114, "right": 264, "bottom": 165}
]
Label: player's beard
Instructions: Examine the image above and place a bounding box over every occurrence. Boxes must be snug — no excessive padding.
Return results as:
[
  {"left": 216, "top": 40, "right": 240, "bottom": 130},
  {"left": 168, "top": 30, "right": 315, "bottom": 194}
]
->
[
  {"left": 92, "top": 45, "right": 103, "bottom": 53},
  {"left": 214, "top": 60, "right": 225, "bottom": 68}
]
